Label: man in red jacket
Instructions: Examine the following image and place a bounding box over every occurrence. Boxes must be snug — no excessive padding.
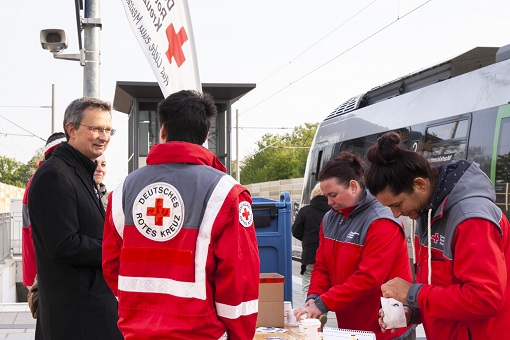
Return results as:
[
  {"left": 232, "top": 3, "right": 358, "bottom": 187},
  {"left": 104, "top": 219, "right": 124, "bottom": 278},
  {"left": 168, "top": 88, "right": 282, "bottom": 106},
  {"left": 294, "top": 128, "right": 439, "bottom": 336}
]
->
[{"left": 103, "top": 90, "right": 260, "bottom": 340}]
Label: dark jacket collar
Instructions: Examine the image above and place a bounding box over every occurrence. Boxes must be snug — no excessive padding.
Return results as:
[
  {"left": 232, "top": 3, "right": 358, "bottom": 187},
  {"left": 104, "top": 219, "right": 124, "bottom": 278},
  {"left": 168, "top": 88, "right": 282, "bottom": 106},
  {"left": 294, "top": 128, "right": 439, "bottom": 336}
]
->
[
  {"left": 53, "top": 142, "right": 97, "bottom": 174},
  {"left": 52, "top": 142, "right": 104, "bottom": 216},
  {"left": 310, "top": 195, "right": 330, "bottom": 212}
]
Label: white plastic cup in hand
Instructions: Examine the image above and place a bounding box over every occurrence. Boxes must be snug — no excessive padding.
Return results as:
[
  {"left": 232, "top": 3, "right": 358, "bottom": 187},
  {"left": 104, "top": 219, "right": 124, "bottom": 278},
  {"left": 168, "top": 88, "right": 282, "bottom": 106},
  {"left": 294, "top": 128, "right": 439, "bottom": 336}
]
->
[
  {"left": 285, "top": 309, "right": 299, "bottom": 326},
  {"left": 297, "top": 312, "right": 308, "bottom": 333},
  {"left": 302, "top": 318, "right": 321, "bottom": 339}
]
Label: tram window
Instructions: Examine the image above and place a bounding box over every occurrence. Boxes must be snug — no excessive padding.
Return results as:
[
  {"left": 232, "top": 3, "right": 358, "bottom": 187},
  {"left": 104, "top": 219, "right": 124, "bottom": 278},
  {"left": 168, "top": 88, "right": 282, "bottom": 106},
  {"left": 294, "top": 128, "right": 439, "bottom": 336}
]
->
[
  {"left": 340, "top": 138, "right": 365, "bottom": 158},
  {"left": 494, "top": 117, "right": 510, "bottom": 216},
  {"left": 423, "top": 120, "right": 469, "bottom": 164},
  {"left": 314, "top": 150, "right": 323, "bottom": 181},
  {"left": 425, "top": 120, "right": 468, "bottom": 143},
  {"left": 495, "top": 118, "right": 510, "bottom": 183}
]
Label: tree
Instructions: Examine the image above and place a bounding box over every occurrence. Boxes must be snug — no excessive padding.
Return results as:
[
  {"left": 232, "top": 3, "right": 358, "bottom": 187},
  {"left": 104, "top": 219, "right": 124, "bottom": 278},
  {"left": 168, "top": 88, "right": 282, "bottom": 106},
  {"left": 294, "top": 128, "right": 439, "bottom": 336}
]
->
[
  {"left": 0, "top": 149, "right": 43, "bottom": 188},
  {"left": 0, "top": 156, "right": 29, "bottom": 188},
  {"left": 22, "top": 149, "right": 44, "bottom": 183},
  {"left": 240, "top": 122, "right": 318, "bottom": 184}
]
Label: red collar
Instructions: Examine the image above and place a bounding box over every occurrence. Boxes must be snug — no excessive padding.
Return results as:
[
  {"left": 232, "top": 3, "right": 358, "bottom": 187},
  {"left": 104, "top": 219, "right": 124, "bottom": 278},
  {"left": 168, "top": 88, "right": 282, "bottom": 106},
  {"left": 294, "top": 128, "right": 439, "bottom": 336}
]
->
[
  {"left": 339, "top": 205, "right": 357, "bottom": 219},
  {"left": 146, "top": 142, "right": 227, "bottom": 173}
]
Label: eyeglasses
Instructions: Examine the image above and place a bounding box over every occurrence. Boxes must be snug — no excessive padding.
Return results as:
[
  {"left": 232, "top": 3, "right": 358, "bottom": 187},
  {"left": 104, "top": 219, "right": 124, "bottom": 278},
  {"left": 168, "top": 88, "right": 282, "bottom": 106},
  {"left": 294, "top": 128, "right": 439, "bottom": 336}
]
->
[{"left": 77, "top": 124, "right": 116, "bottom": 136}]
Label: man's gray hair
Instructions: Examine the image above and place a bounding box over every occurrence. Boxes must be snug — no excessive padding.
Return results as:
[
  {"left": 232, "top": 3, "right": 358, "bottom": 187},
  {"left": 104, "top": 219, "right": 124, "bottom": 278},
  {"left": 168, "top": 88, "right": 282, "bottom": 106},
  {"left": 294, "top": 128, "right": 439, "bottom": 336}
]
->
[{"left": 63, "top": 97, "right": 112, "bottom": 139}]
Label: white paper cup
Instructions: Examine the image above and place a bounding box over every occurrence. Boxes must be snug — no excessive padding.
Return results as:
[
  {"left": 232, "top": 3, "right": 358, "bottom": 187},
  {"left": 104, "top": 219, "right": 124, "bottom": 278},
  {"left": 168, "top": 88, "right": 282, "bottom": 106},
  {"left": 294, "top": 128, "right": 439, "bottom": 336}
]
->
[
  {"left": 283, "top": 301, "right": 293, "bottom": 325},
  {"left": 298, "top": 312, "right": 308, "bottom": 333},
  {"left": 285, "top": 309, "right": 299, "bottom": 325},
  {"left": 301, "top": 318, "right": 321, "bottom": 339}
]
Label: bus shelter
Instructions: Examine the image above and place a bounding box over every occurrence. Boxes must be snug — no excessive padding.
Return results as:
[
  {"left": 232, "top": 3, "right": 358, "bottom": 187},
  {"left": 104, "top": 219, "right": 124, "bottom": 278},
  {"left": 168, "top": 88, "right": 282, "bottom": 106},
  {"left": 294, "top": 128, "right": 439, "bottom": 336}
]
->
[{"left": 113, "top": 81, "right": 255, "bottom": 174}]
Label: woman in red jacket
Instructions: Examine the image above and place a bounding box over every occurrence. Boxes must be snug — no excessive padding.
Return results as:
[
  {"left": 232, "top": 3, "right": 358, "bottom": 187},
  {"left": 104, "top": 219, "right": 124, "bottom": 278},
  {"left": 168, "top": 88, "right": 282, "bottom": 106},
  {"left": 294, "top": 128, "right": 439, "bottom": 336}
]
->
[
  {"left": 366, "top": 131, "right": 510, "bottom": 340},
  {"left": 294, "top": 151, "right": 415, "bottom": 339}
]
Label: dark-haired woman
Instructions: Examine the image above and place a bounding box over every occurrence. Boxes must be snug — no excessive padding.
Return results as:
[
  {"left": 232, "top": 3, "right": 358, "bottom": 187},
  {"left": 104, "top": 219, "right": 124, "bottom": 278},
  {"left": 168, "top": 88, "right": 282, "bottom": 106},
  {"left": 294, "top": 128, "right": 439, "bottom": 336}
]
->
[
  {"left": 294, "top": 151, "right": 415, "bottom": 340},
  {"left": 365, "top": 131, "right": 510, "bottom": 340}
]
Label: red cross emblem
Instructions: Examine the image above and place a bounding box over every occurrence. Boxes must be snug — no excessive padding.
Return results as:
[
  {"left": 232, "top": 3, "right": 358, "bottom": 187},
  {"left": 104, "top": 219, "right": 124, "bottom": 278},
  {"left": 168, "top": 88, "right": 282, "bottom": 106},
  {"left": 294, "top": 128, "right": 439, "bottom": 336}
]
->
[
  {"left": 241, "top": 207, "right": 251, "bottom": 221},
  {"left": 165, "top": 23, "right": 188, "bottom": 67},
  {"left": 238, "top": 201, "right": 253, "bottom": 227},
  {"left": 146, "top": 198, "right": 170, "bottom": 226},
  {"left": 431, "top": 233, "right": 439, "bottom": 243}
]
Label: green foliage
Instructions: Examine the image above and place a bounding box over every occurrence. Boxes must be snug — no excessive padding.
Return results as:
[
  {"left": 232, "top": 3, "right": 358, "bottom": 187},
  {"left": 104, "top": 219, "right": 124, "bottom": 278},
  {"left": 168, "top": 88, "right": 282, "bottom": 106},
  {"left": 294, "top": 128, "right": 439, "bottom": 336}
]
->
[
  {"left": 240, "top": 122, "right": 319, "bottom": 184},
  {"left": 0, "top": 149, "right": 43, "bottom": 188},
  {"left": 0, "top": 156, "right": 28, "bottom": 188},
  {"left": 231, "top": 159, "right": 238, "bottom": 180}
]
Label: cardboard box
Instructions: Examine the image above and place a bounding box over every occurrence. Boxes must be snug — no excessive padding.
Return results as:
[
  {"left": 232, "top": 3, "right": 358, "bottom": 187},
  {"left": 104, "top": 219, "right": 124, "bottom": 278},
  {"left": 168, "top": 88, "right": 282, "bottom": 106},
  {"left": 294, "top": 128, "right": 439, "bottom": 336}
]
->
[{"left": 256, "top": 273, "right": 284, "bottom": 327}]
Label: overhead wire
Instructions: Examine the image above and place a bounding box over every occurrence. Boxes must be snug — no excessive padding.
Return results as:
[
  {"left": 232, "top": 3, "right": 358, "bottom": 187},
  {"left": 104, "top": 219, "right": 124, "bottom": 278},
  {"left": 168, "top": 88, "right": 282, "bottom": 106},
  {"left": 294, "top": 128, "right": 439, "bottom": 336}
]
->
[
  {"left": 0, "top": 114, "right": 46, "bottom": 142},
  {"left": 257, "top": 0, "right": 379, "bottom": 85},
  {"left": 238, "top": 0, "right": 433, "bottom": 117}
]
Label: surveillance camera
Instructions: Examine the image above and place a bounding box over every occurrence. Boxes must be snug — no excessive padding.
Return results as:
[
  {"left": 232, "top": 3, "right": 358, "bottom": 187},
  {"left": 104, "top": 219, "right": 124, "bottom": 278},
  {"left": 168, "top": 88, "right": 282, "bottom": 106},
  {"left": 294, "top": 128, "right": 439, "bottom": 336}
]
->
[{"left": 40, "top": 29, "right": 68, "bottom": 53}]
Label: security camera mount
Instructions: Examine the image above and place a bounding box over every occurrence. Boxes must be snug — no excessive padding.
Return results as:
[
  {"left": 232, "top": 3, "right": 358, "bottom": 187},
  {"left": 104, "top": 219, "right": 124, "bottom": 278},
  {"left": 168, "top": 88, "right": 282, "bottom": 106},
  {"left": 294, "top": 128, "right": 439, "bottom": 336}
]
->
[
  {"left": 41, "top": 17, "right": 101, "bottom": 67},
  {"left": 52, "top": 50, "right": 85, "bottom": 65}
]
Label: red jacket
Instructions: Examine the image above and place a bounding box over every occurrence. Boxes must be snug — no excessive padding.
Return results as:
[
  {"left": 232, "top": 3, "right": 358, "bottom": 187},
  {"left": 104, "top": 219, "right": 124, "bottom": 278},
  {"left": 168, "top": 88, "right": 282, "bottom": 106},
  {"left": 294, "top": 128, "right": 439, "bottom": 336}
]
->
[
  {"left": 414, "top": 217, "right": 510, "bottom": 339},
  {"left": 103, "top": 142, "right": 260, "bottom": 340},
  {"left": 22, "top": 175, "right": 36, "bottom": 286},
  {"left": 309, "top": 191, "right": 413, "bottom": 339},
  {"left": 410, "top": 161, "right": 510, "bottom": 339}
]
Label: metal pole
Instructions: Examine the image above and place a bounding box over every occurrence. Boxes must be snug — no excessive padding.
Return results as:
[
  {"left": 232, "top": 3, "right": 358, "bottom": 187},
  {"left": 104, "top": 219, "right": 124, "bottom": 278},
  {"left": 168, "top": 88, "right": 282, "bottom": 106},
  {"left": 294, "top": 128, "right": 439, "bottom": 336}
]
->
[
  {"left": 236, "top": 109, "right": 240, "bottom": 182},
  {"left": 83, "top": 0, "right": 100, "bottom": 98},
  {"left": 51, "top": 84, "right": 55, "bottom": 133}
]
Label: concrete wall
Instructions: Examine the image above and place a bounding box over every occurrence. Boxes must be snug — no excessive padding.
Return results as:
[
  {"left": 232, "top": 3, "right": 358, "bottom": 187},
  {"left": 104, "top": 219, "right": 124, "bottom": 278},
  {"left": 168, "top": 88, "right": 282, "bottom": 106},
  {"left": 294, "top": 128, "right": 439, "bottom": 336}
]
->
[
  {"left": 244, "top": 178, "right": 304, "bottom": 205},
  {"left": 244, "top": 178, "right": 304, "bottom": 251},
  {"left": 0, "top": 183, "right": 25, "bottom": 213},
  {"left": 0, "top": 259, "right": 18, "bottom": 303}
]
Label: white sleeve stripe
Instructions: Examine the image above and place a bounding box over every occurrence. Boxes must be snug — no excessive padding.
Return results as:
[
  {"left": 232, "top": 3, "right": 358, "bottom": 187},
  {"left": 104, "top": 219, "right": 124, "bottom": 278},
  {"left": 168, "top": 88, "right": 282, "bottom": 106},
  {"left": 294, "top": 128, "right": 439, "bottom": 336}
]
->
[
  {"left": 111, "top": 178, "right": 126, "bottom": 238},
  {"left": 215, "top": 299, "right": 258, "bottom": 319},
  {"left": 193, "top": 175, "right": 236, "bottom": 299}
]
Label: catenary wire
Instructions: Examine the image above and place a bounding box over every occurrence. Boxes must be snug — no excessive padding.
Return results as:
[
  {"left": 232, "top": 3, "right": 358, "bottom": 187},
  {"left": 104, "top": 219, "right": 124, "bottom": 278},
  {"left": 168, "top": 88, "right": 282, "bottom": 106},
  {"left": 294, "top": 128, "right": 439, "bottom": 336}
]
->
[
  {"left": 0, "top": 114, "right": 46, "bottom": 142},
  {"left": 238, "top": 0, "right": 433, "bottom": 117}
]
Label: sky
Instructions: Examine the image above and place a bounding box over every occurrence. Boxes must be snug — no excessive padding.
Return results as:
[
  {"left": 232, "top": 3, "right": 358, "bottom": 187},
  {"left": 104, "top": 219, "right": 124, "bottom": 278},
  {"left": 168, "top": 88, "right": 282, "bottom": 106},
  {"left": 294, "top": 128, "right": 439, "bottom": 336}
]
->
[{"left": 1, "top": 0, "right": 510, "bottom": 189}]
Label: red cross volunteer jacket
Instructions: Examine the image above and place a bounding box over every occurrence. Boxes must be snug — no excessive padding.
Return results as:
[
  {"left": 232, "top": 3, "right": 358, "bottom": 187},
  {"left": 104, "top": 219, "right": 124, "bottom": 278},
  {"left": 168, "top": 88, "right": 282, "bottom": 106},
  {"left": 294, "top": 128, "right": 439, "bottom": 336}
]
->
[{"left": 102, "top": 142, "right": 260, "bottom": 340}]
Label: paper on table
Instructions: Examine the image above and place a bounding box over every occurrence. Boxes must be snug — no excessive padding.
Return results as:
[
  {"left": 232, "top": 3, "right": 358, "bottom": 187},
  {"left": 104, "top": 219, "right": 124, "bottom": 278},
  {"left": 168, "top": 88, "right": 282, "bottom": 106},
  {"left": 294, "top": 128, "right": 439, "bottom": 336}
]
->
[
  {"left": 380, "top": 297, "right": 407, "bottom": 329},
  {"left": 256, "top": 327, "right": 288, "bottom": 333}
]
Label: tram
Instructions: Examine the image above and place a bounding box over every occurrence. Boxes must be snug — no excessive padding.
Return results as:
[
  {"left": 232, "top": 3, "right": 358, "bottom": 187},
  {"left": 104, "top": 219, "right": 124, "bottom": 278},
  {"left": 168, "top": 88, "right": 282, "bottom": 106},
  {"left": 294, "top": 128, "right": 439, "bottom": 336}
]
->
[{"left": 301, "top": 43, "right": 510, "bottom": 217}]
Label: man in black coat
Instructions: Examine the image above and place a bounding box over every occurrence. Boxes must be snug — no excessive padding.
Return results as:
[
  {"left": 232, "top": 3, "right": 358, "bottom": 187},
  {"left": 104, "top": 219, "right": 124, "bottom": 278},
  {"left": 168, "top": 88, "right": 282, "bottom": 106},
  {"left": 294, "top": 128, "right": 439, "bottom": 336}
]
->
[{"left": 28, "top": 97, "right": 122, "bottom": 339}]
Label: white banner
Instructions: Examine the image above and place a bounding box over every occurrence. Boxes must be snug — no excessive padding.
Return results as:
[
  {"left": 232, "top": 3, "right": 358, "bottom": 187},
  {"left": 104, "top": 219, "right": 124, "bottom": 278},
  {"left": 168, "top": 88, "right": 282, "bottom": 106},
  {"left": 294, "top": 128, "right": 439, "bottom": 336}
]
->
[{"left": 121, "top": 0, "right": 201, "bottom": 97}]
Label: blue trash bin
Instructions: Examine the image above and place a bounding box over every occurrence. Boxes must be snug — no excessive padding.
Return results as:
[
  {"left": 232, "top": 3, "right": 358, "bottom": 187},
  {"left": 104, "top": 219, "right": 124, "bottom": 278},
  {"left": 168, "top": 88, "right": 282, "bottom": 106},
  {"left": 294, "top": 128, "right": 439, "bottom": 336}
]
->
[{"left": 252, "top": 192, "right": 292, "bottom": 303}]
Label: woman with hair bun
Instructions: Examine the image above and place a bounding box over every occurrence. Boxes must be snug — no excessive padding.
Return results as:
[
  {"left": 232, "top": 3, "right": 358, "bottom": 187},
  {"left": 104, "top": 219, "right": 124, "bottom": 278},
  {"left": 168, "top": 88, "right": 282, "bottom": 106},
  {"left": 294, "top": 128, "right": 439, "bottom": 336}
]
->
[
  {"left": 365, "top": 131, "right": 510, "bottom": 340},
  {"left": 294, "top": 151, "right": 414, "bottom": 339}
]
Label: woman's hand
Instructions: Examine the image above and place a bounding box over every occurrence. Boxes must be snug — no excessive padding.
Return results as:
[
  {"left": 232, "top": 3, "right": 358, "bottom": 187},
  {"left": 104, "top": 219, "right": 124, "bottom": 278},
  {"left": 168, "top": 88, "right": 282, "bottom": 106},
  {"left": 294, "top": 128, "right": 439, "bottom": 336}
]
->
[
  {"left": 378, "top": 305, "right": 412, "bottom": 333},
  {"left": 294, "top": 299, "right": 322, "bottom": 320}
]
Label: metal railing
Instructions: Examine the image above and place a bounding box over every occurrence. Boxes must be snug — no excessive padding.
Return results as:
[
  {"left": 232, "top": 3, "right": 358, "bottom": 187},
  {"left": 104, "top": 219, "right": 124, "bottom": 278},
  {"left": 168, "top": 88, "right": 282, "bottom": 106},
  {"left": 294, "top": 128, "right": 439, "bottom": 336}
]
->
[{"left": 0, "top": 213, "right": 12, "bottom": 263}]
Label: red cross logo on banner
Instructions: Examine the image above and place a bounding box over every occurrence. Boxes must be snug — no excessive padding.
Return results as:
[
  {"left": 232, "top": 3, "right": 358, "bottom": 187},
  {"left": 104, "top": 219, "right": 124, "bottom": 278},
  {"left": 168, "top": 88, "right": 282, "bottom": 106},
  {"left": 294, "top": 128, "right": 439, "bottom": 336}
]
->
[
  {"left": 165, "top": 23, "right": 188, "bottom": 67},
  {"left": 146, "top": 198, "right": 171, "bottom": 226},
  {"left": 431, "top": 233, "right": 439, "bottom": 243}
]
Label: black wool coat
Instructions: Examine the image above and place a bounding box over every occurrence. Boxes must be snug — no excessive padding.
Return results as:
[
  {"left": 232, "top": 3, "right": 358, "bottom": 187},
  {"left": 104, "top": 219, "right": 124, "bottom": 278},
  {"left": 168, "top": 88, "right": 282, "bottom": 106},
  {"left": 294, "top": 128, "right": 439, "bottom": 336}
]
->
[
  {"left": 28, "top": 142, "right": 122, "bottom": 340},
  {"left": 292, "top": 195, "right": 330, "bottom": 265}
]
